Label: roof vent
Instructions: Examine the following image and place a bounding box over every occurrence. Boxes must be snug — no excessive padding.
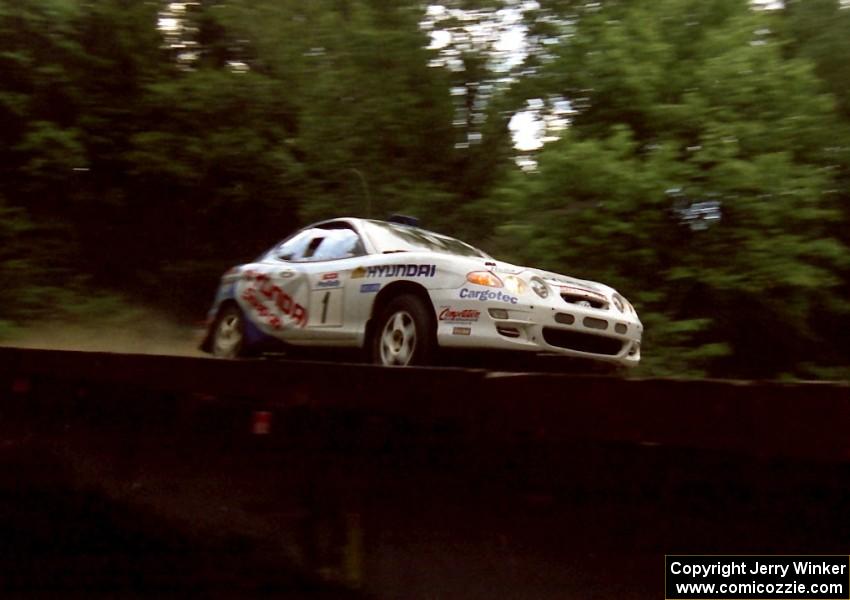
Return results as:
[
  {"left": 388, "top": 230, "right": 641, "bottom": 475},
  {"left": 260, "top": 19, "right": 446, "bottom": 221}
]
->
[{"left": 387, "top": 214, "right": 420, "bottom": 227}]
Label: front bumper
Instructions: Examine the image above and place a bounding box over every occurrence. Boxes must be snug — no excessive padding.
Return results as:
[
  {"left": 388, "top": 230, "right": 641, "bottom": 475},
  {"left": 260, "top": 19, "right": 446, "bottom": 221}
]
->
[{"left": 435, "top": 294, "right": 643, "bottom": 367}]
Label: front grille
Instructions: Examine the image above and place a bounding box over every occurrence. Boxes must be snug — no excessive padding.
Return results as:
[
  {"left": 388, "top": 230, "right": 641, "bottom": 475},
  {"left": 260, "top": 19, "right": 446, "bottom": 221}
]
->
[
  {"left": 542, "top": 328, "right": 623, "bottom": 356},
  {"left": 559, "top": 287, "right": 608, "bottom": 310},
  {"left": 554, "top": 312, "right": 575, "bottom": 325},
  {"left": 497, "top": 326, "right": 521, "bottom": 338},
  {"left": 582, "top": 316, "right": 608, "bottom": 330}
]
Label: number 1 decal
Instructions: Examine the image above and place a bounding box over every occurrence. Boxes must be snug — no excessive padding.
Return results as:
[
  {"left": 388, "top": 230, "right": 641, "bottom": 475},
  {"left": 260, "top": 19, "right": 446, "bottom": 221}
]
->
[
  {"left": 321, "top": 291, "right": 330, "bottom": 324},
  {"left": 309, "top": 288, "right": 343, "bottom": 327}
]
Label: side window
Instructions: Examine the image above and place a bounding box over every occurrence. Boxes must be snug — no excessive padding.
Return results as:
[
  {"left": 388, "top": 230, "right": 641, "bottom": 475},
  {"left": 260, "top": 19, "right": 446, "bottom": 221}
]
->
[
  {"left": 268, "top": 226, "right": 366, "bottom": 262},
  {"left": 303, "top": 236, "right": 324, "bottom": 259},
  {"left": 272, "top": 230, "right": 315, "bottom": 261},
  {"left": 308, "top": 229, "right": 365, "bottom": 262}
]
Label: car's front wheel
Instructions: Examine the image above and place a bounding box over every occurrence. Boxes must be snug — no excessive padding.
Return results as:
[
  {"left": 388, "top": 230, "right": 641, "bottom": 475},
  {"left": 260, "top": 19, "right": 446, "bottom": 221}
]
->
[
  {"left": 370, "top": 295, "right": 435, "bottom": 366},
  {"left": 211, "top": 305, "right": 245, "bottom": 358}
]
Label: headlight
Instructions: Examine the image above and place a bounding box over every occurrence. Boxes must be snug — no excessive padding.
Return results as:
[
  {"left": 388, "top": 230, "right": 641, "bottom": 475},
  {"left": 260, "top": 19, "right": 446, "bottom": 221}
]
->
[
  {"left": 530, "top": 277, "right": 549, "bottom": 299},
  {"left": 503, "top": 275, "right": 527, "bottom": 295},
  {"left": 612, "top": 292, "right": 635, "bottom": 314},
  {"left": 612, "top": 293, "right": 625, "bottom": 313},
  {"left": 467, "top": 271, "right": 503, "bottom": 287}
]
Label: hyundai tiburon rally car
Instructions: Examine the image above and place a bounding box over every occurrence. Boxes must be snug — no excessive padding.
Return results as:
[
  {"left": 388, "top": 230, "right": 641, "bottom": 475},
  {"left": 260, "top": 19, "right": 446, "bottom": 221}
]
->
[{"left": 201, "top": 217, "right": 642, "bottom": 368}]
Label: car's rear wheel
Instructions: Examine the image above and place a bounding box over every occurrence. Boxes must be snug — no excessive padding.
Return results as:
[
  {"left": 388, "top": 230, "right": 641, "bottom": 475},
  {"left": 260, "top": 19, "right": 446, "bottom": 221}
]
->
[
  {"left": 370, "top": 295, "right": 435, "bottom": 366},
  {"left": 212, "top": 305, "right": 245, "bottom": 358}
]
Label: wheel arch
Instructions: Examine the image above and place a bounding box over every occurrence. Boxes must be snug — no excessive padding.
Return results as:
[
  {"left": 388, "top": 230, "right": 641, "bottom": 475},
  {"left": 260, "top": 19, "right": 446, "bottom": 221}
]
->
[
  {"left": 365, "top": 281, "right": 437, "bottom": 349},
  {"left": 200, "top": 299, "right": 241, "bottom": 353}
]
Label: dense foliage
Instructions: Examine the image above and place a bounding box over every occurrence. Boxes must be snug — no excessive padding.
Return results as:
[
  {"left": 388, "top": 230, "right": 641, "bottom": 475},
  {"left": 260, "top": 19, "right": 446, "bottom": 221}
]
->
[{"left": 0, "top": 0, "right": 848, "bottom": 378}]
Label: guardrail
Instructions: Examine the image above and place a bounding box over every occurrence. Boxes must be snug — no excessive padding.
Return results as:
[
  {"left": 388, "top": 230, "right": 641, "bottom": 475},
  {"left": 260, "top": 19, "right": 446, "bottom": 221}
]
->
[
  {"left": 2, "top": 347, "right": 848, "bottom": 460},
  {"left": 1, "top": 347, "right": 848, "bottom": 598}
]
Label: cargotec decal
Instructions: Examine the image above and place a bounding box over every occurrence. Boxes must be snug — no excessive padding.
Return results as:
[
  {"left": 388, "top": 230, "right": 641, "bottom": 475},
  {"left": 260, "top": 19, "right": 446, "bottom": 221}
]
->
[{"left": 458, "top": 288, "right": 518, "bottom": 304}]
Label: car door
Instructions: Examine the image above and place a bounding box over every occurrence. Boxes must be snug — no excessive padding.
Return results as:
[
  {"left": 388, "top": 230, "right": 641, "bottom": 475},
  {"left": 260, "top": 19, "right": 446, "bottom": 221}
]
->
[
  {"left": 261, "top": 225, "right": 367, "bottom": 345},
  {"left": 236, "top": 225, "right": 368, "bottom": 345},
  {"left": 235, "top": 229, "right": 314, "bottom": 340},
  {"left": 291, "top": 226, "right": 368, "bottom": 345}
]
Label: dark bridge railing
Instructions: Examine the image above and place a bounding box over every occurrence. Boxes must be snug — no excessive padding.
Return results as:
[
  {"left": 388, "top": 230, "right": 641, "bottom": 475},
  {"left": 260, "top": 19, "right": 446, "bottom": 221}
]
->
[{"left": 1, "top": 347, "right": 848, "bottom": 599}]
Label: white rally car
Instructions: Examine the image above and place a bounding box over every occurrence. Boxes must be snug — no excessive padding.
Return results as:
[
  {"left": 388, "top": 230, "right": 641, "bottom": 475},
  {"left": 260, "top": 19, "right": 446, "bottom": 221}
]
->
[{"left": 201, "top": 217, "right": 642, "bottom": 367}]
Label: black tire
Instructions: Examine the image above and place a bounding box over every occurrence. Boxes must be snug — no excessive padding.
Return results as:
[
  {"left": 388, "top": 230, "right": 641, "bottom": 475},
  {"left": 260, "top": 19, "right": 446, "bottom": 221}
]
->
[
  {"left": 211, "top": 305, "right": 245, "bottom": 358},
  {"left": 369, "top": 294, "right": 436, "bottom": 366}
]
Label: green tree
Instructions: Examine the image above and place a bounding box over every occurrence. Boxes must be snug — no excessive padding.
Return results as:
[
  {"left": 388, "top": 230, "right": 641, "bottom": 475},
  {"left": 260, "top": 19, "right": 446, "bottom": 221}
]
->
[
  {"left": 217, "top": 0, "right": 491, "bottom": 229},
  {"left": 127, "top": 70, "right": 303, "bottom": 260},
  {"left": 487, "top": 0, "right": 849, "bottom": 377},
  {"left": 783, "top": 0, "right": 850, "bottom": 121},
  {"left": 781, "top": 0, "right": 850, "bottom": 376}
]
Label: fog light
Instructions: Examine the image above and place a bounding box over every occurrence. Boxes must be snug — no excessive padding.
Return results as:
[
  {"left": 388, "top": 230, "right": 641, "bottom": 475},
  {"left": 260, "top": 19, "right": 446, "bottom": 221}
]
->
[
  {"left": 489, "top": 308, "right": 509, "bottom": 319},
  {"left": 530, "top": 277, "right": 549, "bottom": 299}
]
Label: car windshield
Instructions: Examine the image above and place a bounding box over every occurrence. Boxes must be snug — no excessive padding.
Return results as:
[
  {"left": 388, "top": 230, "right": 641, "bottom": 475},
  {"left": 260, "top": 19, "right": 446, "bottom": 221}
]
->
[{"left": 363, "top": 221, "right": 491, "bottom": 259}]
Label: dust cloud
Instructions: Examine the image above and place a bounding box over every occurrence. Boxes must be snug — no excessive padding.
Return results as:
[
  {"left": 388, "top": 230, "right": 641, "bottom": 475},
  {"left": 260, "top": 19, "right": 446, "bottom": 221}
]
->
[{"left": 0, "top": 308, "right": 208, "bottom": 357}]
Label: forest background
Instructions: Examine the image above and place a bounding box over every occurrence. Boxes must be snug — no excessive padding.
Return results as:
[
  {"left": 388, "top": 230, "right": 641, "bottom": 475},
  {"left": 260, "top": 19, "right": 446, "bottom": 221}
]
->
[{"left": 1, "top": 0, "right": 848, "bottom": 378}]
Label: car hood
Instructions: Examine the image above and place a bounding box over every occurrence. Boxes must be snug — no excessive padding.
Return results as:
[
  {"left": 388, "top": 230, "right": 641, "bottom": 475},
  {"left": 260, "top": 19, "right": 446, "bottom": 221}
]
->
[{"left": 491, "top": 260, "right": 617, "bottom": 296}]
